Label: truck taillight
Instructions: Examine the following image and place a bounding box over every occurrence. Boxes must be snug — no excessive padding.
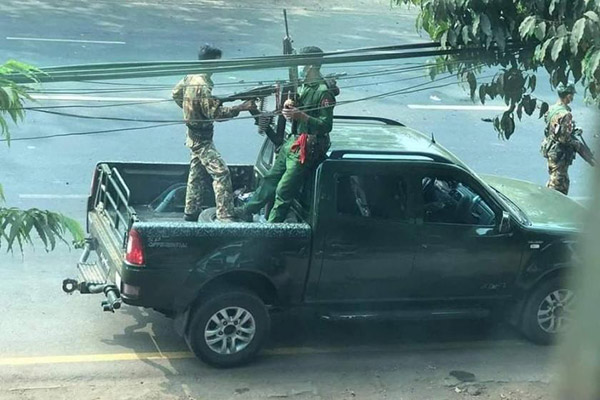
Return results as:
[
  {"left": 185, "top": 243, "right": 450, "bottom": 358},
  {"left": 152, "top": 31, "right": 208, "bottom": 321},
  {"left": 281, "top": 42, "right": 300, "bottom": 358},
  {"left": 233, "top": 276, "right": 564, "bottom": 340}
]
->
[{"left": 125, "top": 229, "right": 145, "bottom": 266}]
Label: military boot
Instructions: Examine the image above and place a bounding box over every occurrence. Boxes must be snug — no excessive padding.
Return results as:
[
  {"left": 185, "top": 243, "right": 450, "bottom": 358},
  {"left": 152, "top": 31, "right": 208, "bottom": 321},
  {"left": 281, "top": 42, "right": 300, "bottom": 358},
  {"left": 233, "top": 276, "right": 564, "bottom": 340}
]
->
[{"left": 183, "top": 212, "right": 199, "bottom": 222}]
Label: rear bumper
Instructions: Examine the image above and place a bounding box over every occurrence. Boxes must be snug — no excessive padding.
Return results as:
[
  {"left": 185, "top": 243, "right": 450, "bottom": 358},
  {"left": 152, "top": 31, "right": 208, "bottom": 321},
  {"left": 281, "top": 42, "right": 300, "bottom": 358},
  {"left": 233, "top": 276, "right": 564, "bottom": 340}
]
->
[{"left": 119, "top": 262, "right": 184, "bottom": 312}]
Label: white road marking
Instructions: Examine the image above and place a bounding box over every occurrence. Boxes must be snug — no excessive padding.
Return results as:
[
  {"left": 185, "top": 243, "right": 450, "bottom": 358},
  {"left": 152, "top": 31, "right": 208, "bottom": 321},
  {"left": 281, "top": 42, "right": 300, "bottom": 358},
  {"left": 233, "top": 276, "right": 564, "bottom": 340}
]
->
[
  {"left": 19, "top": 194, "right": 87, "bottom": 199},
  {"left": 6, "top": 37, "right": 125, "bottom": 45},
  {"left": 30, "top": 94, "right": 162, "bottom": 102},
  {"left": 408, "top": 104, "right": 508, "bottom": 111}
]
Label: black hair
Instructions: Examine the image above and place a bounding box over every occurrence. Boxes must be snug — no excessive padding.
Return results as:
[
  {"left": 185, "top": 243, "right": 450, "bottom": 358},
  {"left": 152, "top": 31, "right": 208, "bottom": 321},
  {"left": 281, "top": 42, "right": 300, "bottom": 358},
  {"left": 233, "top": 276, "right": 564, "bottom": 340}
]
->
[
  {"left": 198, "top": 44, "right": 222, "bottom": 60},
  {"left": 298, "top": 46, "right": 324, "bottom": 67}
]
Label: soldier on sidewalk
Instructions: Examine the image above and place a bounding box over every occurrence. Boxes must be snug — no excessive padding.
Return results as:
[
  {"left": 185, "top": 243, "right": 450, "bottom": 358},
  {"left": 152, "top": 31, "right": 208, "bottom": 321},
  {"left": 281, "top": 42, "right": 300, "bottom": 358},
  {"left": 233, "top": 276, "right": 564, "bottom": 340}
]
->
[
  {"left": 172, "top": 44, "right": 256, "bottom": 222},
  {"left": 541, "top": 83, "right": 595, "bottom": 195}
]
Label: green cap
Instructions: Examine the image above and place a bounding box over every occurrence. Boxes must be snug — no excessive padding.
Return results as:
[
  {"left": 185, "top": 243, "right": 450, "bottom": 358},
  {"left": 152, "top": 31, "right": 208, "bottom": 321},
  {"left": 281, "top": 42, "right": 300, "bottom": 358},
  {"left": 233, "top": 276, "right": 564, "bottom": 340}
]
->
[{"left": 557, "top": 82, "right": 576, "bottom": 97}]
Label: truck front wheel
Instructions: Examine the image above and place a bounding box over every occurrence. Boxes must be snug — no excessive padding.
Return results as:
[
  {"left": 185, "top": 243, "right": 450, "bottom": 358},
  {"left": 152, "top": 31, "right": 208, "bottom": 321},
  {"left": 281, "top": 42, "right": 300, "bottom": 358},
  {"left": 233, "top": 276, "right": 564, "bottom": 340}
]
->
[
  {"left": 520, "top": 277, "right": 575, "bottom": 345},
  {"left": 185, "top": 288, "right": 270, "bottom": 367}
]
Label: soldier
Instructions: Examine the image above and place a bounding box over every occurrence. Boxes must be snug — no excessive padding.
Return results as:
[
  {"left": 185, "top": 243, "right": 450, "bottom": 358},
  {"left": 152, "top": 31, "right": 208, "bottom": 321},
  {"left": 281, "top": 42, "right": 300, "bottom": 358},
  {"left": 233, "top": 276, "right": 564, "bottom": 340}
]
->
[
  {"left": 172, "top": 44, "right": 256, "bottom": 222},
  {"left": 238, "top": 46, "right": 336, "bottom": 222},
  {"left": 541, "top": 83, "right": 595, "bottom": 195}
]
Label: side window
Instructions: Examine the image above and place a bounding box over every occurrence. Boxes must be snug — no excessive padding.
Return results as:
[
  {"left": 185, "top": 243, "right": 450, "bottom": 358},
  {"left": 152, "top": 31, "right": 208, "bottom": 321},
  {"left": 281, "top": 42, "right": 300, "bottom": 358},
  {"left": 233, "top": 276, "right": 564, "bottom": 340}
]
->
[
  {"left": 336, "top": 174, "right": 409, "bottom": 221},
  {"left": 260, "top": 140, "right": 275, "bottom": 168},
  {"left": 421, "top": 177, "right": 496, "bottom": 226}
]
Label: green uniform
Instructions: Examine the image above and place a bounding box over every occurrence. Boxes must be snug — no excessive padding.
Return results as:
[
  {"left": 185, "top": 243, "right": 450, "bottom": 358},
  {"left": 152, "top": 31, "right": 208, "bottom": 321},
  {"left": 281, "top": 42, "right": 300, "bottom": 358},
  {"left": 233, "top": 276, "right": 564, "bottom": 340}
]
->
[
  {"left": 243, "top": 77, "right": 335, "bottom": 222},
  {"left": 541, "top": 102, "right": 581, "bottom": 195}
]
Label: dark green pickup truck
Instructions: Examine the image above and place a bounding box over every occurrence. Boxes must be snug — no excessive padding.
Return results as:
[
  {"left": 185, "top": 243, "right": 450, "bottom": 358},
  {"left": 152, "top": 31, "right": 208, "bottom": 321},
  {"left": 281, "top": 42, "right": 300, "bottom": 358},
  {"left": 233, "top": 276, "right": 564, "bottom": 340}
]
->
[{"left": 63, "top": 116, "right": 585, "bottom": 367}]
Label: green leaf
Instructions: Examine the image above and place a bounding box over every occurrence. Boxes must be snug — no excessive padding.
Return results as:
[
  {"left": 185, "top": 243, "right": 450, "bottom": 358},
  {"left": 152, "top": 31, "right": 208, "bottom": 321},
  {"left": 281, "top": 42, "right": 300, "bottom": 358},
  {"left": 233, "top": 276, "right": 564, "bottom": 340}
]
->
[
  {"left": 586, "top": 49, "right": 600, "bottom": 79},
  {"left": 519, "top": 16, "right": 537, "bottom": 39},
  {"left": 549, "top": 0, "right": 560, "bottom": 15},
  {"left": 480, "top": 14, "right": 492, "bottom": 36},
  {"left": 535, "top": 38, "right": 555, "bottom": 62},
  {"left": 539, "top": 101, "right": 550, "bottom": 118},
  {"left": 523, "top": 95, "right": 537, "bottom": 115},
  {"left": 551, "top": 36, "right": 566, "bottom": 62},
  {"left": 517, "top": 102, "right": 524, "bottom": 120},
  {"left": 584, "top": 10, "right": 600, "bottom": 22},
  {"left": 494, "top": 26, "right": 506, "bottom": 51},
  {"left": 500, "top": 111, "right": 516, "bottom": 139},
  {"left": 534, "top": 22, "right": 547, "bottom": 41},
  {"left": 529, "top": 74, "right": 537, "bottom": 92},
  {"left": 479, "top": 84, "right": 487, "bottom": 104},
  {"left": 571, "top": 18, "right": 587, "bottom": 56},
  {"left": 472, "top": 14, "right": 481, "bottom": 36},
  {"left": 466, "top": 71, "right": 477, "bottom": 101},
  {"left": 462, "top": 25, "right": 471, "bottom": 45}
]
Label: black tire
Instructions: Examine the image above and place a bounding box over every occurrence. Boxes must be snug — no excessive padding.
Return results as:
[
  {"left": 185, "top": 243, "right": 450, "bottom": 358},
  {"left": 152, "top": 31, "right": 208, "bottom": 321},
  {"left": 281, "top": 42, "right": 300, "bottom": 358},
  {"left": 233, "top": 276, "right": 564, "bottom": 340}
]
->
[
  {"left": 185, "top": 288, "right": 270, "bottom": 368},
  {"left": 520, "top": 277, "right": 574, "bottom": 345},
  {"left": 198, "top": 207, "right": 217, "bottom": 222}
]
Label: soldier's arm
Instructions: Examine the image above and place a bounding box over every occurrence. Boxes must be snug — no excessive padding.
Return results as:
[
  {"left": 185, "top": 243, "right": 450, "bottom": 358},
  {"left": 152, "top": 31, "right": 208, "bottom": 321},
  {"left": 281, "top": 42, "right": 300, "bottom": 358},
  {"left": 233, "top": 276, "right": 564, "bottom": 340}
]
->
[
  {"left": 172, "top": 78, "right": 185, "bottom": 109},
  {"left": 304, "top": 92, "right": 334, "bottom": 135},
  {"left": 198, "top": 88, "right": 240, "bottom": 121}
]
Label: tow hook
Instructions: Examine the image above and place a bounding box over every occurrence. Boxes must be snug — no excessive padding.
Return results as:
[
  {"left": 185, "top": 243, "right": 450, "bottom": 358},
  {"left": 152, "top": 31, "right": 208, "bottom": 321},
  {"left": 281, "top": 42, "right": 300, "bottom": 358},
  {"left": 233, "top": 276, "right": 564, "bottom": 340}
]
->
[
  {"left": 102, "top": 285, "right": 122, "bottom": 312},
  {"left": 62, "top": 279, "right": 121, "bottom": 312},
  {"left": 62, "top": 278, "right": 79, "bottom": 294}
]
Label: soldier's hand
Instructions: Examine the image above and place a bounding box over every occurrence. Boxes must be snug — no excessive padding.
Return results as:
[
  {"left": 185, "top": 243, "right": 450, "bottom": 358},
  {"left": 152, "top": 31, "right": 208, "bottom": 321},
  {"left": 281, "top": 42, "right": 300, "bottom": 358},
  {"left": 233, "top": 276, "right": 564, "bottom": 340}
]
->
[{"left": 282, "top": 106, "right": 308, "bottom": 122}]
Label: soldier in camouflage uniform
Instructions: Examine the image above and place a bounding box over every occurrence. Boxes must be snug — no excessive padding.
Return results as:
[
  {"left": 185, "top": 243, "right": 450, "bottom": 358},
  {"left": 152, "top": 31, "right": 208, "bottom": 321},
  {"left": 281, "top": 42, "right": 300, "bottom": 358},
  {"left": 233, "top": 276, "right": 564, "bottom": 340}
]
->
[
  {"left": 239, "top": 46, "right": 336, "bottom": 222},
  {"left": 172, "top": 44, "right": 256, "bottom": 222},
  {"left": 541, "top": 83, "right": 594, "bottom": 195}
]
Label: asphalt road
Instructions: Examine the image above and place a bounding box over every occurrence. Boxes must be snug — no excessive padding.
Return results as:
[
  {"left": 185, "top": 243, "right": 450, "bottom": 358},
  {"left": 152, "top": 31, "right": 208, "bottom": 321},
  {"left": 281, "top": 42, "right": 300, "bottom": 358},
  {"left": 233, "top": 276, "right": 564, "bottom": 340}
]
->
[{"left": 0, "top": 0, "right": 585, "bottom": 398}]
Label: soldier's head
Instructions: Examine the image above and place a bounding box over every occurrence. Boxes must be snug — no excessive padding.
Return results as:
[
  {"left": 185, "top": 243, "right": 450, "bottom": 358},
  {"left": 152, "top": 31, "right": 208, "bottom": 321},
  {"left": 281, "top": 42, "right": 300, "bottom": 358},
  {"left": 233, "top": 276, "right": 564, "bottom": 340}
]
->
[
  {"left": 298, "top": 46, "right": 324, "bottom": 83},
  {"left": 557, "top": 82, "right": 576, "bottom": 104},
  {"left": 198, "top": 44, "right": 222, "bottom": 76}
]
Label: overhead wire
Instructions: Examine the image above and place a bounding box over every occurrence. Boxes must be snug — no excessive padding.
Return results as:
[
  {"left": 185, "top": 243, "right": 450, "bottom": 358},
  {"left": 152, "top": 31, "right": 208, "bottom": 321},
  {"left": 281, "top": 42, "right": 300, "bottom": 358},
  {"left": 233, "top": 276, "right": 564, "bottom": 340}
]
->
[{"left": 5, "top": 69, "right": 493, "bottom": 142}]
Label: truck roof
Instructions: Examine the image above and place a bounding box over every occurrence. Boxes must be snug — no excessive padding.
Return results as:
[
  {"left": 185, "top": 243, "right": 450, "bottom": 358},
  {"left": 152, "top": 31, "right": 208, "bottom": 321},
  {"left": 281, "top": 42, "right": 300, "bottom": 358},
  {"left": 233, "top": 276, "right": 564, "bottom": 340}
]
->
[{"left": 327, "top": 118, "right": 469, "bottom": 170}]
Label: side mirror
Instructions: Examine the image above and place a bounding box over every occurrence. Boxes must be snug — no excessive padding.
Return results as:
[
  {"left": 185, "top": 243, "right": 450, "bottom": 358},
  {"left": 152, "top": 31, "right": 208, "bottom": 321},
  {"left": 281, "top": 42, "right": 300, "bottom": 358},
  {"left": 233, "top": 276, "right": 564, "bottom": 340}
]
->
[{"left": 497, "top": 211, "right": 511, "bottom": 234}]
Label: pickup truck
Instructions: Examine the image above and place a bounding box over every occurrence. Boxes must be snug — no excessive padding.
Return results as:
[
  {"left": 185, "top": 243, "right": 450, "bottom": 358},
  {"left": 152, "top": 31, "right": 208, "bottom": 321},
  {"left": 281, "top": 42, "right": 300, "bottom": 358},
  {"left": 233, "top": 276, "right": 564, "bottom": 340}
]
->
[{"left": 63, "top": 115, "right": 585, "bottom": 367}]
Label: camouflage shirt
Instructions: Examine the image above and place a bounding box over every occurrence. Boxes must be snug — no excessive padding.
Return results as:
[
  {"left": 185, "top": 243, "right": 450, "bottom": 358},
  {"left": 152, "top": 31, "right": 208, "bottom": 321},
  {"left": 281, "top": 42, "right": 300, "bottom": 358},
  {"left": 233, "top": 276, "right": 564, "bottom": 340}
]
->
[
  {"left": 172, "top": 74, "right": 240, "bottom": 146},
  {"left": 541, "top": 102, "right": 581, "bottom": 163}
]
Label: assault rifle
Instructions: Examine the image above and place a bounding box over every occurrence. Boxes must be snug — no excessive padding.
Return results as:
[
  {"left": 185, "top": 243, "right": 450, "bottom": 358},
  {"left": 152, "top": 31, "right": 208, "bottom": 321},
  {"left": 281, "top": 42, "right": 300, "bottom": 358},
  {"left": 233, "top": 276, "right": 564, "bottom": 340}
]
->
[
  {"left": 217, "top": 73, "right": 345, "bottom": 146},
  {"left": 572, "top": 126, "right": 596, "bottom": 167}
]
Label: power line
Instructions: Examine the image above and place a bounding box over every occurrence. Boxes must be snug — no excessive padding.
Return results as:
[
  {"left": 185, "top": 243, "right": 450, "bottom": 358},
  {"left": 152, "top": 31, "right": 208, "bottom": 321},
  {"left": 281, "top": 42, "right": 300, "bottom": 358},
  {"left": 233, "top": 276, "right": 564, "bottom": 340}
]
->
[
  {"left": 5, "top": 71, "right": 493, "bottom": 142},
  {"left": 1, "top": 122, "right": 180, "bottom": 142}
]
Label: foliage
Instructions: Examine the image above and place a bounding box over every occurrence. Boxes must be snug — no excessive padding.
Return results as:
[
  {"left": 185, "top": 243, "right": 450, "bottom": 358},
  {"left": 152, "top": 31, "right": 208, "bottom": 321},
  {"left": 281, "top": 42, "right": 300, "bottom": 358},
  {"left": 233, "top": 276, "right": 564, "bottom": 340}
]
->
[
  {"left": 395, "top": 0, "right": 600, "bottom": 138},
  {"left": 0, "top": 60, "right": 40, "bottom": 144},
  {"left": 1, "top": 60, "right": 84, "bottom": 253}
]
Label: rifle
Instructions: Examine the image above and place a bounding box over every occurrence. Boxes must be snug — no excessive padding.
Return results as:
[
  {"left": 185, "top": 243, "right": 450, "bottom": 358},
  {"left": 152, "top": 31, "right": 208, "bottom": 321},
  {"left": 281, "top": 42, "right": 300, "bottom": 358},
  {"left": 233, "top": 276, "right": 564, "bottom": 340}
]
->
[
  {"left": 572, "top": 127, "right": 596, "bottom": 167},
  {"left": 217, "top": 84, "right": 282, "bottom": 146},
  {"left": 280, "top": 9, "right": 299, "bottom": 138},
  {"left": 217, "top": 72, "right": 345, "bottom": 146}
]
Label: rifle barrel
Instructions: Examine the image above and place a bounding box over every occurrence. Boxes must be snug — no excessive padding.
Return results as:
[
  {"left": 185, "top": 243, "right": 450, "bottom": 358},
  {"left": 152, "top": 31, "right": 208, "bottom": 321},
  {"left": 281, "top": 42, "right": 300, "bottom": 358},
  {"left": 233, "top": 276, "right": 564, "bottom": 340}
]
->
[{"left": 283, "top": 9, "right": 290, "bottom": 37}]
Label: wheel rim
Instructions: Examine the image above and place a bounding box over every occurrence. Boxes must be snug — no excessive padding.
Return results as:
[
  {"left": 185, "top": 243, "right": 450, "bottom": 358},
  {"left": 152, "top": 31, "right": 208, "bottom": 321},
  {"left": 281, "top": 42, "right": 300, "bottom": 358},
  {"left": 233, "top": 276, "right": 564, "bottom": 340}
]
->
[
  {"left": 537, "top": 289, "right": 575, "bottom": 334},
  {"left": 204, "top": 307, "right": 256, "bottom": 355}
]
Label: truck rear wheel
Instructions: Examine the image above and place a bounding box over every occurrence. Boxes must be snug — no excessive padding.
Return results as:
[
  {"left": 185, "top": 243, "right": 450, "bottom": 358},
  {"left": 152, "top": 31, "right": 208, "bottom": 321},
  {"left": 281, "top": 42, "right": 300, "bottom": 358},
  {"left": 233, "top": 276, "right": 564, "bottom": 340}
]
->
[
  {"left": 185, "top": 288, "right": 270, "bottom": 368},
  {"left": 520, "top": 277, "right": 574, "bottom": 345}
]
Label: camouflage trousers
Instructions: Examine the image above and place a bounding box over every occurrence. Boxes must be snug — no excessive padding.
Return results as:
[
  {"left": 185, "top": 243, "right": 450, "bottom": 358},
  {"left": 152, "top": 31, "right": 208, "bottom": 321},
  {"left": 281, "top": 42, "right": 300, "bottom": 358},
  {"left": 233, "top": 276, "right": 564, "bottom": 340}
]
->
[
  {"left": 546, "top": 159, "right": 570, "bottom": 195},
  {"left": 185, "top": 139, "right": 234, "bottom": 220}
]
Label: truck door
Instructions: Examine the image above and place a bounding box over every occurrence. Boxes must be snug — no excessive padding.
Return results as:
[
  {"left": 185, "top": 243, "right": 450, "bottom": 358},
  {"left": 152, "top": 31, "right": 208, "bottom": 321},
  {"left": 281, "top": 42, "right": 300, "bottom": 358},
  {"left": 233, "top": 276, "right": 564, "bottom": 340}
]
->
[
  {"left": 308, "top": 160, "right": 420, "bottom": 303},
  {"left": 411, "top": 166, "right": 523, "bottom": 300}
]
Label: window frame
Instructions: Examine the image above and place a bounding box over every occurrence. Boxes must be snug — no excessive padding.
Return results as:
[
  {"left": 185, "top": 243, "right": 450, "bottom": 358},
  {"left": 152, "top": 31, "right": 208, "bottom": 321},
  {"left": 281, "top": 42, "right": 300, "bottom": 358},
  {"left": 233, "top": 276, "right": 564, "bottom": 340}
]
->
[
  {"left": 333, "top": 170, "right": 415, "bottom": 223},
  {"left": 416, "top": 167, "right": 503, "bottom": 228}
]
